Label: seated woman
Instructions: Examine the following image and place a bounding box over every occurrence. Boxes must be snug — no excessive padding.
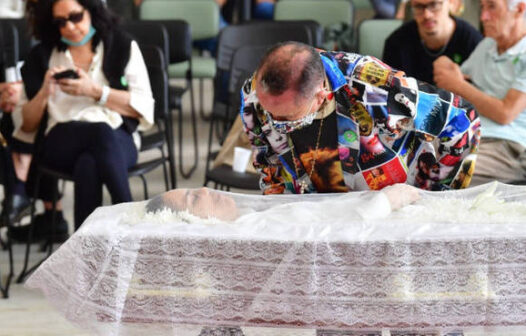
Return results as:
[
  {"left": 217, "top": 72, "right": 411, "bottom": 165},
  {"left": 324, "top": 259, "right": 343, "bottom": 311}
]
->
[{"left": 10, "top": 0, "right": 154, "bottom": 238}]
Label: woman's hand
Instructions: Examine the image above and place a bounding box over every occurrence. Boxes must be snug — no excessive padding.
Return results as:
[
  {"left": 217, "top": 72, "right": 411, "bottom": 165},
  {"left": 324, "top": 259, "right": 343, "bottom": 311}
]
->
[
  {"left": 0, "top": 81, "right": 23, "bottom": 112},
  {"left": 39, "top": 67, "right": 65, "bottom": 99},
  {"left": 56, "top": 67, "right": 101, "bottom": 99}
]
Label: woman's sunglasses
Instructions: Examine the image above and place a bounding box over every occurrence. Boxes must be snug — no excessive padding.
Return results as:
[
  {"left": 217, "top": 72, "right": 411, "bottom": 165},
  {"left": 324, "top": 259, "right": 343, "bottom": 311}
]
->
[{"left": 53, "top": 10, "right": 84, "bottom": 28}]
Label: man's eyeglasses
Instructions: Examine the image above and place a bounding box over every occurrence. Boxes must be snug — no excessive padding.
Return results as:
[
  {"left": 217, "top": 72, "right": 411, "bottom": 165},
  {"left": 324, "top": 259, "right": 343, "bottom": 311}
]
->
[
  {"left": 411, "top": 1, "right": 443, "bottom": 15},
  {"left": 53, "top": 10, "right": 84, "bottom": 28}
]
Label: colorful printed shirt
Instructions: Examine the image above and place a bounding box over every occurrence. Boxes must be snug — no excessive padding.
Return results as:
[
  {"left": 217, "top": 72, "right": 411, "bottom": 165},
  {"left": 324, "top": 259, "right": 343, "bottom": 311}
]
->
[{"left": 240, "top": 51, "right": 481, "bottom": 194}]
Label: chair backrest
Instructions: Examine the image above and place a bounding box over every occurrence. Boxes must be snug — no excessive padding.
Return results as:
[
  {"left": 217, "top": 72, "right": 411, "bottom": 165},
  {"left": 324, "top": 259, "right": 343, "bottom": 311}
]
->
[
  {"left": 0, "top": 19, "right": 34, "bottom": 63},
  {"left": 216, "top": 22, "right": 312, "bottom": 73},
  {"left": 228, "top": 45, "right": 268, "bottom": 107},
  {"left": 145, "top": 19, "right": 192, "bottom": 65},
  {"left": 121, "top": 20, "right": 170, "bottom": 70},
  {"left": 214, "top": 22, "right": 312, "bottom": 105},
  {"left": 138, "top": 44, "right": 168, "bottom": 121},
  {"left": 139, "top": 0, "right": 219, "bottom": 40},
  {"left": 275, "top": 0, "right": 354, "bottom": 29},
  {"left": 358, "top": 19, "right": 402, "bottom": 59},
  {"left": 273, "top": 20, "right": 323, "bottom": 48},
  {"left": 0, "top": 23, "right": 18, "bottom": 80}
]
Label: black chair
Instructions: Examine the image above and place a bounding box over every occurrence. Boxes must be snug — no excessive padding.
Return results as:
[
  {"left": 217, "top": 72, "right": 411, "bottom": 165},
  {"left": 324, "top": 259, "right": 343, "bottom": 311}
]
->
[
  {"left": 156, "top": 20, "right": 198, "bottom": 179},
  {"left": 16, "top": 44, "right": 172, "bottom": 283},
  {"left": 131, "top": 19, "right": 198, "bottom": 179},
  {"left": 204, "top": 22, "right": 314, "bottom": 190},
  {"left": 0, "top": 22, "right": 19, "bottom": 299},
  {"left": 121, "top": 21, "right": 176, "bottom": 189},
  {"left": 136, "top": 18, "right": 199, "bottom": 179},
  {"left": 204, "top": 45, "right": 269, "bottom": 190},
  {"left": 0, "top": 18, "right": 35, "bottom": 63}
]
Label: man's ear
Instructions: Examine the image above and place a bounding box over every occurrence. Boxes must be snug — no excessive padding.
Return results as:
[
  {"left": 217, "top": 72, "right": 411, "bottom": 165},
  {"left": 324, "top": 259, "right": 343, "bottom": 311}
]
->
[
  {"left": 516, "top": 1, "right": 526, "bottom": 16},
  {"left": 316, "top": 87, "right": 329, "bottom": 105}
]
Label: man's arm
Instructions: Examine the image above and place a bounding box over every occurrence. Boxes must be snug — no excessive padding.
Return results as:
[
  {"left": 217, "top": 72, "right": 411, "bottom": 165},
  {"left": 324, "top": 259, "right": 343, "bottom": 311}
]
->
[
  {"left": 434, "top": 55, "right": 526, "bottom": 125},
  {"left": 239, "top": 79, "right": 287, "bottom": 194}
]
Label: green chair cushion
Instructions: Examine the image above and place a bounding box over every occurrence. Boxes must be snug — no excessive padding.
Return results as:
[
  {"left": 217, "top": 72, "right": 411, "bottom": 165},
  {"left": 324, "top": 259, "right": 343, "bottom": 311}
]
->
[
  {"left": 275, "top": 0, "right": 354, "bottom": 28},
  {"left": 169, "top": 56, "right": 216, "bottom": 79},
  {"left": 358, "top": 19, "right": 403, "bottom": 59},
  {"left": 140, "top": 0, "right": 220, "bottom": 40}
]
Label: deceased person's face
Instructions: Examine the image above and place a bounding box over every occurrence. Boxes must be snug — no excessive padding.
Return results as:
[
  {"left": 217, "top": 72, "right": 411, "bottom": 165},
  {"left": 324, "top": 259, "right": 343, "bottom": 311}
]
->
[{"left": 146, "top": 188, "right": 239, "bottom": 221}]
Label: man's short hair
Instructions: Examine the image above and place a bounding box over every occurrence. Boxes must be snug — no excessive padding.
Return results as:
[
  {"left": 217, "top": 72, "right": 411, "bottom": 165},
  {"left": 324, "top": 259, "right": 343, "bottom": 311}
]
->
[{"left": 257, "top": 41, "right": 324, "bottom": 102}]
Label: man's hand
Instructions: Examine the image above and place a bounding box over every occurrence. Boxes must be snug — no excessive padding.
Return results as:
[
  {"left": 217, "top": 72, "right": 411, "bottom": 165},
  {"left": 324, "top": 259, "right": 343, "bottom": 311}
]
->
[
  {"left": 433, "top": 56, "right": 465, "bottom": 93},
  {"left": 383, "top": 183, "right": 421, "bottom": 211}
]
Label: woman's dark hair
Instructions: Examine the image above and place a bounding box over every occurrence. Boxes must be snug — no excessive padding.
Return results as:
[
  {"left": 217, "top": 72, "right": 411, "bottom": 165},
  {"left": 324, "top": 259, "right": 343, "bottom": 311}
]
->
[{"left": 25, "top": 0, "right": 118, "bottom": 51}]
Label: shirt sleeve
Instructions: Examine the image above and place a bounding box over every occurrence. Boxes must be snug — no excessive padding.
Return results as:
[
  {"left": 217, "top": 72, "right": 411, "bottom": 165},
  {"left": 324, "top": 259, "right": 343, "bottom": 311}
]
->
[
  {"left": 11, "top": 85, "right": 36, "bottom": 144},
  {"left": 239, "top": 76, "right": 290, "bottom": 195},
  {"left": 125, "top": 40, "right": 155, "bottom": 131},
  {"left": 511, "top": 56, "right": 526, "bottom": 93},
  {"left": 350, "top": 56, "right": 481, "bottom": 190}
]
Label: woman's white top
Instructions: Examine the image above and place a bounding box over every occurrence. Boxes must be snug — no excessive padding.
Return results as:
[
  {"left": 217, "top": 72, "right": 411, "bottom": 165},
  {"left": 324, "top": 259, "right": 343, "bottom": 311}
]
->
[{"left": 12, "top": 41, "right": 154, "bottom": 149}]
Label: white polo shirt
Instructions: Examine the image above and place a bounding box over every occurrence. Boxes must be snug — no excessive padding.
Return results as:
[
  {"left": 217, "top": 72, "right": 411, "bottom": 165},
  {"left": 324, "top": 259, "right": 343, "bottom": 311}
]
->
[{"left": 461, "top": 36, "right": 526, "bottom": 147}]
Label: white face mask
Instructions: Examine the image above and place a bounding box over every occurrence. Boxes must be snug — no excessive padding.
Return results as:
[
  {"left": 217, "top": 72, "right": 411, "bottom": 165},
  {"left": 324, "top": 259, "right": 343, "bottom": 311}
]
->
[{"left": 264, "top": 89, "right": 328, "bottom": 134}]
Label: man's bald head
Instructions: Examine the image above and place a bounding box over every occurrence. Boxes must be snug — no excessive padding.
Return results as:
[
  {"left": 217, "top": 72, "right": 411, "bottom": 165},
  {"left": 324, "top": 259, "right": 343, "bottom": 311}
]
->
[{"left": 257, "top": 41, "right": 324, "bottom": 103}]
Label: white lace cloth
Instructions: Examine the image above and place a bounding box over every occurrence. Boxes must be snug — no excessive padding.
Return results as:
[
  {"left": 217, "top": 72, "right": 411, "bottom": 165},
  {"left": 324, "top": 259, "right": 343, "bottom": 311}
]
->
[{"left": 25, "top": 183, "right": 526, "bottom": 335}]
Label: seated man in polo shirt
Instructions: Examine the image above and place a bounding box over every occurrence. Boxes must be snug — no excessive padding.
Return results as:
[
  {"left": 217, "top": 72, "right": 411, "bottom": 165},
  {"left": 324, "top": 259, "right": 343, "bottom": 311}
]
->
[
  {"left": 383, "top": 0, "right": 482, "bottom": 84},
  {"left": 434, "top": 0, "right": 526, "bottom": 185}
]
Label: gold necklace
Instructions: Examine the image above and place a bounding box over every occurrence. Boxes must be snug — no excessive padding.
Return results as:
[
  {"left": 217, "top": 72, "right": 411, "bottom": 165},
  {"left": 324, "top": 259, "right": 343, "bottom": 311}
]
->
[{"left": 289, "top": 116, "right": 324, "bottom": 194}]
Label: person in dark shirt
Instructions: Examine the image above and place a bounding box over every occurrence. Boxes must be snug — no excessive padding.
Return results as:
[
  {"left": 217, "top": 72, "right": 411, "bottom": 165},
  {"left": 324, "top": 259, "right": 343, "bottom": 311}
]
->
[{"left": 383, "top": 0, "right": 482, "bottom": 84}]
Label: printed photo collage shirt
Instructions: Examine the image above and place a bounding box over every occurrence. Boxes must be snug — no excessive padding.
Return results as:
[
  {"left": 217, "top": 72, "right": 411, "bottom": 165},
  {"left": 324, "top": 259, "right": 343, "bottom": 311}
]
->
[{"left": 241, "top": 51, "right": 481, "bottom": 194}]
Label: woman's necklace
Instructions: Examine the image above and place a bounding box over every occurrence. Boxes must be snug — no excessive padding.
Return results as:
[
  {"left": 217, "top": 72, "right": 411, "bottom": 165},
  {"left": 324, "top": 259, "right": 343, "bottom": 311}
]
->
[
  {"left": 289, "top": 115, "right": 324, "bottom": 194},
  {"left": 420, "top": 38, "right": 450, "bottom": 58}
]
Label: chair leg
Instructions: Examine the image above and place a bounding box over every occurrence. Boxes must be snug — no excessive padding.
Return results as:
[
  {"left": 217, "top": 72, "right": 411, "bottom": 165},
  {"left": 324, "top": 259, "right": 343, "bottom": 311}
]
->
[
  {"left": 165, "top": 108, "right": 177, "bottom": 190},
  {"left": 45, "top": 183, "right": 60, "bottom": 258},
  {"left": 205, "top": 107, "right": 217, "bottom": 175},
  {"left": 198, "top": 78, "right": 211, "bottom": 121},
  {"left": 0, "top": 231, "right": 13, "bottom": 298},
  {"left": 17, "top": 173, "right": 63, "bottom": 283},
  {"left": 139, "top": 174, "right": 149, "bottom": 199},
  {"left": 16, "top": 172, "right": 42, "bottom": 283},
  {"left": 177, "top": 100, "right": 198, "bottom": 179},
  {"left": 160, "top": 150, "right": 170, "bottom": 191}
]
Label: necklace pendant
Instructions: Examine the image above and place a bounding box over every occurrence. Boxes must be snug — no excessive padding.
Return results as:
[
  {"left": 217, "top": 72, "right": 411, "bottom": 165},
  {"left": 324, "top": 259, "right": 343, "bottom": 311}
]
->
[{"left": 299, "top": 180, "right": 308, "bottom": 194}]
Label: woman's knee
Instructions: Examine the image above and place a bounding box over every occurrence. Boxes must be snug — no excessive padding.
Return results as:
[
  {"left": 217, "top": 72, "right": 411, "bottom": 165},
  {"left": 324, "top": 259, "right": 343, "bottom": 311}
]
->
[
  {"left": 89, "top": 123, "right": 118, "bottom": 148},
  {"left": 73, "top": 153, "right": 98, "bottom": 180}
]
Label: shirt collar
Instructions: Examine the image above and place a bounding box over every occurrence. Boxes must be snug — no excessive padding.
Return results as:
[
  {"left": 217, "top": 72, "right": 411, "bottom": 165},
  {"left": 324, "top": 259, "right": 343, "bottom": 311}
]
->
[
  {"left": 490, "top": 35, "right": 526, "bottom": 60},
  {"left": 63, "top": 42, "right": 103, "bottom": 69}
]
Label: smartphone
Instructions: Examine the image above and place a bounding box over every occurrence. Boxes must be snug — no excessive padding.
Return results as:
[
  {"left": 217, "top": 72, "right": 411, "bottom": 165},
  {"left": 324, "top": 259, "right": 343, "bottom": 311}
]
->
[{"left": 53, "top": 69, "right": 79, "bottom": 80}]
